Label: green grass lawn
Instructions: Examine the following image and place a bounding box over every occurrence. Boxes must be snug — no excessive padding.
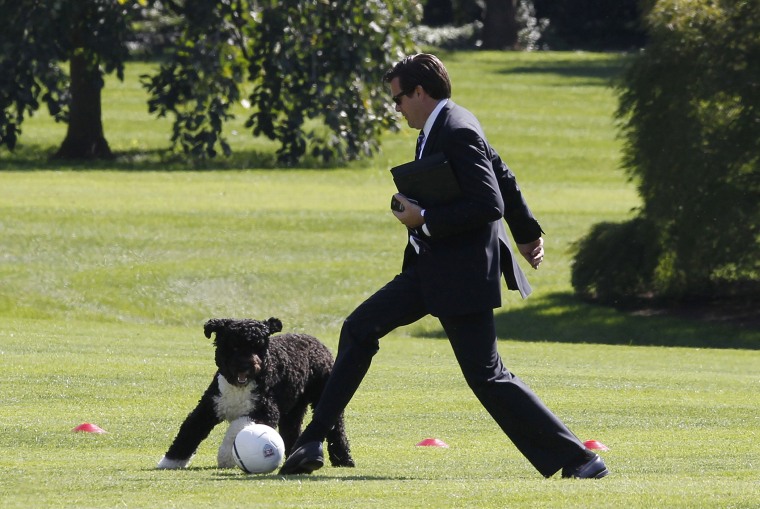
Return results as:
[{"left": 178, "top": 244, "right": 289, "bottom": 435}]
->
[{"left": 0, "top": 52, "right": 758, "bottom": 508}]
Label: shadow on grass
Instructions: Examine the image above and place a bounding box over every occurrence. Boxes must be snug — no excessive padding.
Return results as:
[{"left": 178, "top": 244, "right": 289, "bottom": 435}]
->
[
  {"left": 422, "top": 292, "right": 759, "bottom": 350},
  {"left": 499, "top": 58, "right": 629, "bottom": 86},
  {"left": 149, "top": 467, "right": 405, "bottom": 481},
  {"left": 210, "top": 471, "right": 412, "bottom": 482},
  {"left": 148, "top": 467, "right": 411, "bottom": 482},
  {"left": 0, "top": 145, "right": 348, "bottom": 172}
]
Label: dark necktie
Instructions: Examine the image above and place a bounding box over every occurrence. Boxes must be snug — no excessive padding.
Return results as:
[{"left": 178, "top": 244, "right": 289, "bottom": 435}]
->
[
  {"left": 415, "top": 131, "right": 425, "bottom": 160},
  {"left": 409, "top": 130, "right": 430, "bottom": 254}
]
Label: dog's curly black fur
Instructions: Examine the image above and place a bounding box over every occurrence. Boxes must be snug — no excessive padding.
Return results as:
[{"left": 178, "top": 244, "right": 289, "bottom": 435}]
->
[{"left": 157, "top": 317, "right": 354, "bottom": 469}]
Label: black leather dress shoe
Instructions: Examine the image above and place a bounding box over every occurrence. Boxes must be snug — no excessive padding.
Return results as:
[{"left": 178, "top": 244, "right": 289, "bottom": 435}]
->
[
  {"left": 278, "top": 441, "right": 324, "bottom": 475},
  {"left": 561, "top": 452, "right": 609, "bottom": 479}
]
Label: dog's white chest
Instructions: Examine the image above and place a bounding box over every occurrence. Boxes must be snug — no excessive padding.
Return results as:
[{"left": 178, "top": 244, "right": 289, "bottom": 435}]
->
[{"left": 213, "top": 374, "right": 258, "bottom": 421}]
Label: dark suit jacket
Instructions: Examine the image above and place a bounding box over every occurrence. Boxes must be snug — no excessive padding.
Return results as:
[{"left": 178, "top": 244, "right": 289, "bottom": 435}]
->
[{"left": 402, "top": 101, "right": 542, "bottom": 316}]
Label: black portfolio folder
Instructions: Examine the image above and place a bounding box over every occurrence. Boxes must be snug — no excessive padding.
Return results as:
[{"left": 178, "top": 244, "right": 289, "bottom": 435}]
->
[{"left": 390, "top": 152, "right": 462, "bottom": 207}]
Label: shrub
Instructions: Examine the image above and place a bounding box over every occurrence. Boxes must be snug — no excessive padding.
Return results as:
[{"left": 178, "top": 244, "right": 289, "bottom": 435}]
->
[
  {"left": 575, "top": 0, "right": 759, "bottom": 304},
  {"left": 571, "top": 218, "right": 661, "bottom": 305},
  {"left": 412, "top": 1, "right": 548, "bottom": 51},
  {"left": 411, "top": 22, "right": 482, "bottom": 50},
  {"left": 532, "top": 0, "right": 645, "bottom": 50}
]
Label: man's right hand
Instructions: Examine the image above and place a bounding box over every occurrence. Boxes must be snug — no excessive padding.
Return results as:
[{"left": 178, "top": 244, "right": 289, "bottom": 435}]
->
[{"left": 517, "top": 237, "right": 544, "bottom": 269}]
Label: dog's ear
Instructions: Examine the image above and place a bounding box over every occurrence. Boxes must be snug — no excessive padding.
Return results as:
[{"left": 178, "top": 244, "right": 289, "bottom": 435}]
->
[
  {"left": 266, "top": 317, "right": 283, "bottom": 334},
  {"left": 204, "top": 318, "right": 231, "bottom": 339}
]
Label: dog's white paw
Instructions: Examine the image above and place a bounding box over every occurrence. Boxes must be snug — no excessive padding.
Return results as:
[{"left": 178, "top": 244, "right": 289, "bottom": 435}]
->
[
  {"left": 217, "top": 453, "right": 237, "bottom": 469},
  {"left": 218, "top": 416, "right": 254, "bottom": 468},
  {"left": 157, "top": 456, "right": 191, "bottom": 469}
]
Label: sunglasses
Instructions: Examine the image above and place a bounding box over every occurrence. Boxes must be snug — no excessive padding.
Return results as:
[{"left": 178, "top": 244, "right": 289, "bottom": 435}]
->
[{"left": 392, "top": 87, "right": 416, "bottom": 105}]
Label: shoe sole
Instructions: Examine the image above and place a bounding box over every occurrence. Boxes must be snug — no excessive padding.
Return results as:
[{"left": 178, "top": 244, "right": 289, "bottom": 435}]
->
[
  {"left": 298, "top": 457, "right": 324, "bottom": 474},
  {"left": 279, "top": 456, "right": 324, "bottom": 475},
  {"left": 561, "top": 465, "right": 610, "bottom": 479}
]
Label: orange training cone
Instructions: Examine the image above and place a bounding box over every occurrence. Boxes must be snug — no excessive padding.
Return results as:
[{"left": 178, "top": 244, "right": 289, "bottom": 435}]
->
[
  {"left": 416, "top": 438, "right": 449, "bottom": 448},
  {"left": 72, "top": 423, "right": 107, "bottom": 434},
  {"left": 583, "top": 439, "right": 609, "bottom": 451}
]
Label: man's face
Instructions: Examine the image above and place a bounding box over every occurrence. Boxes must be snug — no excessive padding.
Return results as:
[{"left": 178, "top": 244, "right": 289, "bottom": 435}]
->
[{"left": 389, "top": 77, "right": 424, "bottom": 130}]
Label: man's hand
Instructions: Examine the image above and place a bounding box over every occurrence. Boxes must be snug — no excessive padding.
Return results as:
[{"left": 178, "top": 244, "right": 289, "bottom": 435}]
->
[
  {"left": 391, "top": 193, "right": 425, "bottom": 228},
  {"left": 517, "top": 237, "right": 544, "bottom": 270}
]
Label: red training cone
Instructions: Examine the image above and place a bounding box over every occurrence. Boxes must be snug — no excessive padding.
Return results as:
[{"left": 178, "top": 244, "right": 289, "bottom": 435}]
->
[
  {"left": 583, "top": 439, "right": 609, "bottom": 451},
  {"left": 72, "top": 423, "right": 107, "bottom": 434},
  {"left": 416, "top": 438, "right": 449, "bottom": 448}
]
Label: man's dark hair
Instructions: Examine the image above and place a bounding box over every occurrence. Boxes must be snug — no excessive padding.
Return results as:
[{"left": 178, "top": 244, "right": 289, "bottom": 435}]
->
[{"left": 383, "top": 53, "right": 452, "bottom": 100}]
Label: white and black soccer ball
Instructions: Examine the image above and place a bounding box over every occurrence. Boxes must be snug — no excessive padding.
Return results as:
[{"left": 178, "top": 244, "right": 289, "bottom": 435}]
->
[{"left": 232, "top": 423, "right": 285, "bottom": 474}]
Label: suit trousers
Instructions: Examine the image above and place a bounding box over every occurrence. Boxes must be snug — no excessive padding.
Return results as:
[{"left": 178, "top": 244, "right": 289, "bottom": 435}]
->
[{"left": 310, "top": 266, "right": 587, "bottom": 477}]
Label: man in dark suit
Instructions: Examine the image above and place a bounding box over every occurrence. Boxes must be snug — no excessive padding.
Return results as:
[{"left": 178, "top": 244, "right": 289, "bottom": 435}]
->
[{"left": 280, "top": 54, "right": 609, "bottom": 479}]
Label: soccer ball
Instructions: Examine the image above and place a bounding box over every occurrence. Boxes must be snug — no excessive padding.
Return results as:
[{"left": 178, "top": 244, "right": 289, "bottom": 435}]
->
[{"left": 232, "top": 423, "right": 285, "bottom": 474}]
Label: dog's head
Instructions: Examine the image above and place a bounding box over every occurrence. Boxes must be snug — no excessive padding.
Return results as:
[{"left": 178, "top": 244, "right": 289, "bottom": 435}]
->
[{"left": 203, "top": 317, "right": 283, "bottom": 386}]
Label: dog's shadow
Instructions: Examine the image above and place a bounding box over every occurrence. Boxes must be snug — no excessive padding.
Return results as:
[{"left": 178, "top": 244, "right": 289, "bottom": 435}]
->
[
  {"left": 150, "top": 466, "right": 452, "bottom": 482},
  {"left": 212, "top": 470, "right": 412, "bottom": 482},
  {"left": 147, "top": 466, "right": 220, "bottom": 473}
]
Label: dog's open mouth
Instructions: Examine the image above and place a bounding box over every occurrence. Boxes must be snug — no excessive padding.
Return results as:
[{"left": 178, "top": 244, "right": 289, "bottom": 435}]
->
[{"left": 236, "top": 373, "right": 250, "bottom": 385}]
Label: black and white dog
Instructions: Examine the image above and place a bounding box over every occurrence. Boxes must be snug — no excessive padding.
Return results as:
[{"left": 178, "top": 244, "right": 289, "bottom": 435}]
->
[{"left": 157, "top": 317, "right": 354, "bottom": 469}]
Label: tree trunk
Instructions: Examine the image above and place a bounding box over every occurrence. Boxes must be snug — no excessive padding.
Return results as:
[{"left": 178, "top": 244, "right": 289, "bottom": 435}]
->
[
  {"left": 54, "top": 53, "right": 112, "bottom": 159},
  {"left": 481, "top": 0, "right": 518, "bottom": 50}
]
